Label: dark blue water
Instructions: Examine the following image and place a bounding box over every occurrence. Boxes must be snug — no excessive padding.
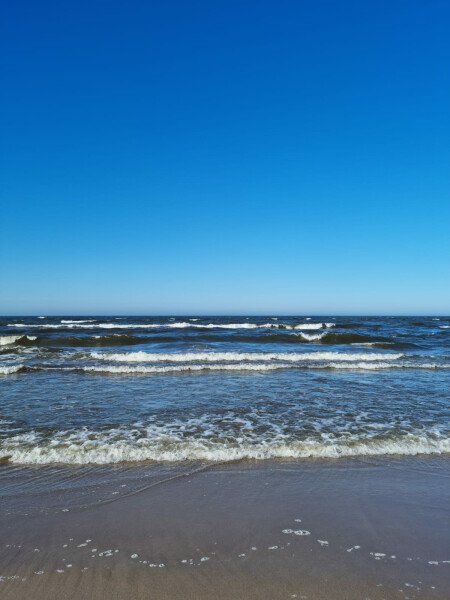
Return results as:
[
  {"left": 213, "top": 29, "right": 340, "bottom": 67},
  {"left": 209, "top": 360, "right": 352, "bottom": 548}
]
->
[{"left": 1, "top": 316, "right": 449, "bottom": 464}]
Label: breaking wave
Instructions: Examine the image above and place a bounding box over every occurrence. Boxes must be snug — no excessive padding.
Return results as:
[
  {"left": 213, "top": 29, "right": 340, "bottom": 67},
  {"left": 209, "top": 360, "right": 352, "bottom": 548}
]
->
[
  {"left": 313, "top": 332, "right": 388, "bottom": 344},
  {"left": 1, "top": 331, "right": 414, "bottom": 349},
  {"left": 0, "top": 365, "right": 24, "bottom": 375},
  {"left": 7, "top": 321, "right": 335, "bottom": 331},
  {"left": 33, "top": 334, "right": 147, "bottom": 347},
  {"left": 0, "top": 335, "right": 36, "bottom": 346},
  {"left": 60, "top": 319, "right": 96, "bottom": 324},
  {"left": 2, "top": 361, "right": 449, "bottom": 376},
  {"left": 89, "top": 350, "right": 404, "bottom": 363},
  {"left": 1, "top": 431, "right": 448, "bottom": 465},
  {"left": 80, "top": 362, "right": 449, "bottom": 374},
  {"left": 297, "top": 332, "right": 326, "bottom": 341},
  {"left": 83, "top": 363, "right": 290, "bottom": 374},
  {"left": 11, "top": 333, "right": 414, "bottom": 349}
]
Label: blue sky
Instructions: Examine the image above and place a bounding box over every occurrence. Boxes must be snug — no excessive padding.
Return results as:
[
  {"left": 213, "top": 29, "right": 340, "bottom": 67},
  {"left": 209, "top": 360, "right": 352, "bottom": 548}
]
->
[{"left": 1, "top": 0, "right": 449, "bottom": 315}]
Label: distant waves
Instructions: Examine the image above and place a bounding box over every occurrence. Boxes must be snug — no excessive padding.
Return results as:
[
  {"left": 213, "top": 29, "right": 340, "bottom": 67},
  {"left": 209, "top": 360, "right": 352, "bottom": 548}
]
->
[{"left": 6, "top": 321, "right": 335, "bottom": 330}]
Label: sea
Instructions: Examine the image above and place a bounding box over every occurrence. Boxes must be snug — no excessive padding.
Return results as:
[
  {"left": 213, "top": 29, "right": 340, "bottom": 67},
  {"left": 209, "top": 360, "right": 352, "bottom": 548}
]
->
[{"left": 1, "top": 315, "right": 449, "bottom": 465}]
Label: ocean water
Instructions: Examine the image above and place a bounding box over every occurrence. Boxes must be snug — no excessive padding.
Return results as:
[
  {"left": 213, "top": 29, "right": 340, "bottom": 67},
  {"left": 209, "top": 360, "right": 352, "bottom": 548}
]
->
[{"left": 0, "top": 316, "right": 449, "bottom": 465}]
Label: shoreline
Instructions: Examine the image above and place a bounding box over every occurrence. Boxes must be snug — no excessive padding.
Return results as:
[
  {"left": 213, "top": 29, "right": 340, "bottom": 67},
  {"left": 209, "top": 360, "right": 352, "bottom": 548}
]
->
[{"left": 1, "top": 456, "right": 449, "bottom": 599}]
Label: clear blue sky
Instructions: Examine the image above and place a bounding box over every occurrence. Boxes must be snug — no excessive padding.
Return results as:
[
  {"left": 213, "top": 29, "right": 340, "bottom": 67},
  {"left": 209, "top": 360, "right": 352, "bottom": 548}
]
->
[{"left": 1, "top": 0, "right": 449, "bottom": 315}]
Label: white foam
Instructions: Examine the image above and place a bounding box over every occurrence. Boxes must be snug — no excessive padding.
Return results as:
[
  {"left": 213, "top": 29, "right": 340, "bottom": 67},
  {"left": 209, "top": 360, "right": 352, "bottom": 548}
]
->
[
  {"left": 298, "top": 332, "right": 327, "bottom": 341},
  {"left": 89, "top": 351, "right": 403, "bottom": 363},
  {"left": 5, "top": 360, "right": 448, "bottom": 377},
  {"left": 60, "top": 319, "right": 96, "bottom": 324},
  {"left": 7, "top": 321, "right": 335, "bottom": 331},
  {"left": 83, "top": 363, "right": 291, "bottom": 374},
  {"left": 0, "top": 335, "right": 36, "bottom": 346},
  {"left": 293, "top": 323, "right": 334, "bottom": 330},
  {"left": 4, "top": 431, "right": 449, "bottom": 464},
  {"left": 0, "top": 365, "right": 23, "bottom": 375},
  {"left": 324, "top": 362, "right": 450, "bottom": 370}
]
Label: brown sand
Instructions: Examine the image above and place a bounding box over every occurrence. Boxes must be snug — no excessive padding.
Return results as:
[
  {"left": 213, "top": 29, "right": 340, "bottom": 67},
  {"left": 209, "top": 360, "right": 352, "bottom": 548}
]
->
[{"left": 0, "top": 457, "right": 449, "bottom": 599}]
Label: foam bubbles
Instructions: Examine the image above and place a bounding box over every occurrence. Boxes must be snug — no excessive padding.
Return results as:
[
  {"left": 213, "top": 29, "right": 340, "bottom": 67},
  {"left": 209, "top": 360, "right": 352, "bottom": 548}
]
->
[
  {"left": 0, "top": 365, "right": 24, "bottom": 375},
  {"left": 89, "top": 350, "right": 403, "bottom": 364},
  {"left": 0, "top": 335, "right": 36, "bottom": 346},
  {"left": 2, "top": 424, "right": 449, "bottom": 464}
]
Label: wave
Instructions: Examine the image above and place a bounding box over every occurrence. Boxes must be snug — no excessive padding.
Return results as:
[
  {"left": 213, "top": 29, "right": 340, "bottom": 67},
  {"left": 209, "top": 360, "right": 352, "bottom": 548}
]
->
[
  {"left": 359, "top": 341, "right": 420, "bottom": 350},
  {"left": 124, "top": 333, "right": 417, "bottom": 349},
  {"left": 7, "top": 322, "right": 163, "bottom": 330},
  {"left": 0, "top": 365, "right": 24, "bottom": 375},
  {"left": 83, "top": 363, "right": 291, "bottom": 374},
  {"left": 84, "top": 362, "right": 450, "bottom": 374},
  {"left": 0, "top": 335, "right": 37, "bottom": 346},
  {"left": 2, "top": 432, "right": 448, "bottom": 464},
  {"left": 322, "top": 362, "right": 446, "bottom": 370},
  {"left": 294, "top": 323, "right": 335, "bottom": 330},
  {"left": 3, "top": 361, "right": 449, "bottom": 376},
  {"left": 34, "top": 334, "right": 147, "bottom": 347},
  {"left": 60, "top": 319, "right": 96, "bottom": 324},
  {"left": 7, "top": 321, "right": 335, "bottom": 331},
  {"left": 89, "top": 350, "right": 404, "bottom": 363},
  {"left": 156, "top": 332, "right": 412, "bottom": 347},
  {"left": 145, "top": 331, "right": 402, "bottom": 346},
  {"left": 1, "top": 331, "right": 413, "bottom": 350},
  {"left": 298, "top": 332, "right": 326, "bottom": 341},
  {"left": 314, "top": 332, "right": 387, "bottom": 344},
  {"left": 159, "top": 321, "right": 336, "bottom": 330}
]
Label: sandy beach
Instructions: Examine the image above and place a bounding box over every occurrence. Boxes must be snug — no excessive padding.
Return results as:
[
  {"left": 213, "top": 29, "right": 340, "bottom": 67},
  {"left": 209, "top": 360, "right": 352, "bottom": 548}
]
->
[{"left": 1, "top": 456, "right": 449, "bottom": 599}]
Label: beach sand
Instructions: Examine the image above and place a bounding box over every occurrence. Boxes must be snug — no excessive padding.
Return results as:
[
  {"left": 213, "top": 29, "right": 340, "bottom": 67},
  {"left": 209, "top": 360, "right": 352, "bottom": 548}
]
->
[{"left": 1, "top": 457, "right": 449, "bottom": 599}]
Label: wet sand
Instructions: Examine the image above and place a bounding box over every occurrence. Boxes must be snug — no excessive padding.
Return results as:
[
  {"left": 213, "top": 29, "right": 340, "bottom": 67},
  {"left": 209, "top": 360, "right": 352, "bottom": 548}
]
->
[{"left": 1, "top": 457, "right": 449, "bottom": 599}]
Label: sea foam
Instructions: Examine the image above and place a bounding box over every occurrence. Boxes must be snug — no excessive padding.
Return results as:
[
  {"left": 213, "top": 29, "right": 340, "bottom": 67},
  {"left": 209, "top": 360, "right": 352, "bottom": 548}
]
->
[
  {"left": 7, "top": 321, "right": 335, "bottom": 331},
  {"left": 2, "top": 431, "right": 449, "bottom": 464},
  {"left": 80, "top": 362, "right": 448, "bottom": 374},
  {"left": 0, "top": 365, "right": 24, "bottom": 375},
  {"left": 89, "top": 350, "right": 404, "bottom": 363},
  {"left": 0, "top": 335, "right": 36, "bottom": 346}
]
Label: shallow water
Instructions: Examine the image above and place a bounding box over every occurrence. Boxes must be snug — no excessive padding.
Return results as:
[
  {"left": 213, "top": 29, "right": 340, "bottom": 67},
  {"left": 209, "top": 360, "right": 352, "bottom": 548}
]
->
[{"left": 1, "top": 458, "right": 449, "bottom": 599}]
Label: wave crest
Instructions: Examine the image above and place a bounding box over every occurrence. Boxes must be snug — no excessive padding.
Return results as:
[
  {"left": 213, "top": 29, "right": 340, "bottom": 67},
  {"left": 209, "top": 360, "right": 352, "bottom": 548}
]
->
[
  {"left": 2, "top": 432, "right": 448, "bottom": 465},
  {"left": 0, "top": 335, "right": 36, "bottom": 346},
  {"left": 0, "top": 365, "right": 24, "bottom": 375},
  {"left": 7, "top": 321, "right": 335, "bottom": 331},
  {"left": 89, "top": 350, "right": 404, "bottom": 363}
]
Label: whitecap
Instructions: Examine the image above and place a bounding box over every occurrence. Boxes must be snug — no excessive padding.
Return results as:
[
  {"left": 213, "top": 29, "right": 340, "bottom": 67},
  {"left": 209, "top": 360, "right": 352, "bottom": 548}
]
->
[
  {"left": 89, "top": 350, "right": 404, "bottom": 363},
  {"left": 3, "top": 429, "right": 449, "bottom": 464},
  {"left": 0, "top": 335, "right": 36, "bottom": 346},
  {"left": 0, "top": 365, "right": 24, "bottom": 375}
]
